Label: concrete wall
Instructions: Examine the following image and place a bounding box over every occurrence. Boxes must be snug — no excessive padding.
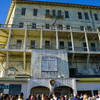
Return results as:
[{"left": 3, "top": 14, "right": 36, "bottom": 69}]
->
[{"left": 9, "top": 4, "right": 100, "bottom": 30}]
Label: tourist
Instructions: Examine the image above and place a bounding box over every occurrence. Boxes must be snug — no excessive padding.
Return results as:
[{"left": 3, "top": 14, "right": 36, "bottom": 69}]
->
[
  {"left": 96, "top": 90, "right": 100, "bottom": 100},
  {"left": 70, "top": 93, "right": 80, "bottom": 100},
  {"left": 82, "top": 94, "right": 88, "bottom": 100}
]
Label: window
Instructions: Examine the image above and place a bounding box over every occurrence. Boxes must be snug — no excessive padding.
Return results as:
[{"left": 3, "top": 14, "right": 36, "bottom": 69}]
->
[
  {"left": 46, "top": 9, "right": 50, "bottom": 15},
  {"left": 83, "top": 42, "right": 87, "bottom": 51},
  {"left": 30, "top": 40, "right": 35, "bottom": 49},
  {"left": 91, "top": 43, "right": 96, "bottom": 51},
  {"left": 19, "top": 23, "right": 24, "bottom": 28},
  {"left": 33, "top": 9, "right": 38, "bottom": 16},
  {"left": 59, "top": 41, "right": 64, "bottom": 49},
  {"left": 57, "top": 24, "right": 63, "bottom": 30},
  {"left": 66, "top": 25, "right": 70, "bottom": 30},
  {"left": 52, "top": 10, "right": 56, "bottom": 17},
  {"left": 80, "top": 26, "right": 84, "bottom": 31},
  {"left": 94, "top": 13, "right": 98, "bottom": 21},
  {"left": 87, "top": 26, "right": 92, "bottom": 31},
  {"left": 65, "top": 11, "right": 69, "bottom": 18},
  {"left": 32, "top": 23, "right": 36, "bottom": 29},
  {"left": 21, "top": 8, "right": 26, "bottom": 16},
  {"left": 84, "top": 12, "right": 89, "bottom": 20},
  {"left": 16, "top": 40, "right": 22, "bottom": 49},
  {"left": 58, "top": 10, "right": 62, "bottom": 16},
  {"left": 45, "top": 24, "right": 50, "bottom": 29},
  {"left": 78, "top": 12, "right": 82, "bottom": 19},
  {"left": 68, "top": 42, "right": 72, "bottom": 50},
  {"left": 45, "top": 41, "right": 50, "bottom": 49}
]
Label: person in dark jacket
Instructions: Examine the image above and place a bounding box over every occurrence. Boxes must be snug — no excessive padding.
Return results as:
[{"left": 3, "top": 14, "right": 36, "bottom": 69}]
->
[{"left": 71, "top": 93, "right": 80, "bottom": 100}]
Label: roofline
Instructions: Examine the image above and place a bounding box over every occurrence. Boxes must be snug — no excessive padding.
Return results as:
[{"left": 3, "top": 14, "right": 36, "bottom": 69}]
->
[
  {"left": 15, "top": 0, "right": 100, "bottom": 9},
  {"left": 4, "top": 0, "right": 15, "bottom": 24}
]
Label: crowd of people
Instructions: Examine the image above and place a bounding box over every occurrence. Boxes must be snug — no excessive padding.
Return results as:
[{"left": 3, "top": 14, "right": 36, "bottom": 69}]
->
[{"left": 0, "top": 90, "right": 100, "bottom": 100}]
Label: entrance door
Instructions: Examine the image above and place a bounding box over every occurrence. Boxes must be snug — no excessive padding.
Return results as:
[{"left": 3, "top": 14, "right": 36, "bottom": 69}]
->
[
  {"left": 30, "top": 86, "right": 50, "bottom": 96},
  {"left": 54, "top": 86, "right": 73, "bottom": 96}
]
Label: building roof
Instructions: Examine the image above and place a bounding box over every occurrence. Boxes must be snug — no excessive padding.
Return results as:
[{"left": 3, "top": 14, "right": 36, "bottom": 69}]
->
[{"left": 24, "top": 0, "right": 100, "bottom": 7}]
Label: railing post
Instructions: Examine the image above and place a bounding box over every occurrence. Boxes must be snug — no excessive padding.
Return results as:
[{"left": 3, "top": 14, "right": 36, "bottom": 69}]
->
[
  {"left": 70, "top": 26, "right": 74, "bottom": 52},
  {"left": 84, "top": 27, "right": 89, "bottom": 52},
  {"left": 40, "top": 26, "right": 43, "bottom": 49},
  {"left": 56, "top": 26, "right": 59, "bottom": 49}
]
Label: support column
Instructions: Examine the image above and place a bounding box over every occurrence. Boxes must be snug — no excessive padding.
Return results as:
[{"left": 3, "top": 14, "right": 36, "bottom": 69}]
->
[
  {"left": 23, "top": 25, "right": 27, "bottom": 71},
  {"left": 70, "top": 27, "right": 74, "bottom": 52},
  {"left": 72, "top": 78, "right": 77, "bottom": 94},
  {"left": 7, "top": 28, "right": 12, "bottom": 49},
  {"left": 84, "top": 27, "right": 89, "bottom": 52},
  {"left": 97, "top": 28, "right": 100, "bottom": 41},
  {"left": 6, "top": 51, "right": 9, "bottom": 68},
  {"left": 87, "top": 54, "right": 90, "bottom": 69},
  {"left": 24, "top": 25, "right": 27, "bottom": 50},
  {"left": 56, "top": 26, "right": 59, "bottom": 49},
  {"left": 23, "top": 52, "right": 26, "bottom": 71},
  {"left": 40, "top": 26, "right": 43, "bottom": 49}
]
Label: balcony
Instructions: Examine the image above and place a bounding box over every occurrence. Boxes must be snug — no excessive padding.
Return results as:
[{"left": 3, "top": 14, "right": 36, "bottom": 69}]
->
[
  {"left": 56, "top": 15, "right": 64, "bottom": 19},
  {"left": 45, "top": 14, "right": 54, "bottom": 19}
]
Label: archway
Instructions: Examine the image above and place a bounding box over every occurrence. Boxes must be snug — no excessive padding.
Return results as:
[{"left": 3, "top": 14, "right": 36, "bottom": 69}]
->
[
  {"left": 30, "top": 86, "right": 50, "bottom": 96},
  {"left": 54, "top": 86, "right": 73, "bottom": 96}
]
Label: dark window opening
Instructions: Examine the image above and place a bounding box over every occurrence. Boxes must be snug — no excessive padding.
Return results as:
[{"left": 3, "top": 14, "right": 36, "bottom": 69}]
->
[
  {"left": 58, "top": 10, "right": 62, "bottom": 16},
  {"left": 21, "top": 8, "right": 26, "bottom": 16},
  {"left": 19, "top": 23, "right": 24, "bottom": 28},
  {"left": 91, "top": 43, "right": 96, "bottom": 51},
  {"left": 46, "top": 9, "right": 50, "bottom": 15},
  {"left": 65, "top": 11, "right": 69, "bottom": 18},
  {"left": 84, "top": 12, "right": 89, "bottom": 20},
  {"left": 80, "top": 26, "right": 84, "bottom": 31},
  {"left": 87, "top": 26, "right": 92, "bottom": 31},
  {"left": 57, "top": 24, "right": 63, "bottom": 30},
  {"left": 32, "top": 23, "right": 36, "bottom": 29},
  {"left": 45, "top": 41, "right": 50, "bottom": 49},
  {"left": 45, "top": 24, "right": 50, "bottom": 29},
  {"left": 17, "top": 40, "right": 22, "bottom": 49},
  {"left": 66, "top": 25, "right": 70, "bottom": 30},
  {"left": 33, "top": 9, "right": 38, "bottom": 16},
  {"left": 83, "top": 42, "right": 87, "bottom": 51},
  {"left": 94, "top": 13, "right": 98, "bottom": 21},
  {"left": 78, "top": 12, "right": 82, "bottom": 19},
  {"left": 30, "top": 40, "right": 35, "bottom": 49},
  {"left": 59, "top": 41, "right": 64, "bottom": 49},
  {"left": 68, "top": 42, "right": 72, "bottom": 50},
  {"left": 52, "top": 10, "right": 56, "bottom": 17}
]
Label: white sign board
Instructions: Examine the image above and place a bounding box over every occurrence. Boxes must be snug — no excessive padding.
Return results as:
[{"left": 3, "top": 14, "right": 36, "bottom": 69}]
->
[{"left": 41, "top": 56, "right": 57, "bottom": 71}]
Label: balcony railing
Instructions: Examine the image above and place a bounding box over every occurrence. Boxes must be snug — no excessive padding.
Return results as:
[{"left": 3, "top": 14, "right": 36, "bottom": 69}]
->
[
  {"left": 9, "top": 44, "right": 23, "bottom": 49},
  {"left": 74, "top": 47, "right": 87, "bottom": 51},
  {"left": 0, "top": 24, "right": 99, "bottom": 33}
]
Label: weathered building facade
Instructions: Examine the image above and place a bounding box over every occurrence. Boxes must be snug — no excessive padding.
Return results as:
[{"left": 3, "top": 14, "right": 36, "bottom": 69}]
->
[{"left": 0, "top": 0, "right": 100, "bottom": 98}]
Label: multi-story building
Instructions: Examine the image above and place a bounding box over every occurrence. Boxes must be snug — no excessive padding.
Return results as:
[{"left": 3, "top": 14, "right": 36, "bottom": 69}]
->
[{"left": 0, "top": 0, "right": 100, "bottom": 98}]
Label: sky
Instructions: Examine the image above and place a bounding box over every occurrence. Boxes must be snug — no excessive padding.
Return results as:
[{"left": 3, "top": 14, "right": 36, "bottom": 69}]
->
[{"left": 0, "top": 0, "right": 100, "bottom": 24}]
